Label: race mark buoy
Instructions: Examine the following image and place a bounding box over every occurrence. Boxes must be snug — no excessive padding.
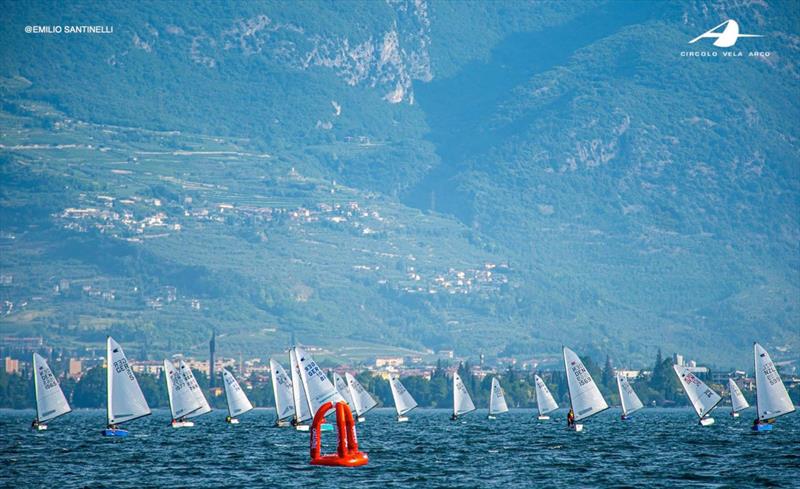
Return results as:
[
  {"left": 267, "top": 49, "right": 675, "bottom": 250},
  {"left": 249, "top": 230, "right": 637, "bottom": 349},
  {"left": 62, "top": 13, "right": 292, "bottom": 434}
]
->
[{"left": 309, "top": 401, "right": 368, "bottom": 467}]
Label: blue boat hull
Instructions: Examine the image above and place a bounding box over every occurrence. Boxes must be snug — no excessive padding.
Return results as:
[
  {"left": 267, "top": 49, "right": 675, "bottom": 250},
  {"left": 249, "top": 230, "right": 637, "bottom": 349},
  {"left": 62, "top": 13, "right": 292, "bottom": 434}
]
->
[
  {"left": 752, "top": 423, "right": 773, "bottom": 432},
  {"left": 102, "top": 428, "right": 129, "bottom": 437}
]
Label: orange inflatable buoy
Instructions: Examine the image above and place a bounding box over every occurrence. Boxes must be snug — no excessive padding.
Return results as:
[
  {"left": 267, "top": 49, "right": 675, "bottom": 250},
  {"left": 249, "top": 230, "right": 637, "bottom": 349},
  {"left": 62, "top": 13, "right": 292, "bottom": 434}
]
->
[{"left": 310, "top": 401, "right": 368, "bottom": 467}]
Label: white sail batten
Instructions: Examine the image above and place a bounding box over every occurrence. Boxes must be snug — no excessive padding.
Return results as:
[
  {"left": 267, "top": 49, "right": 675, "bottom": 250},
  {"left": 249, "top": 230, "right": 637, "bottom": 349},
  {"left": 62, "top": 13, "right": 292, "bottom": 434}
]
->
[
  {"left": 164, "top": 359, "right": 201, "bottom": 420},
  {"left": 294, "top": 346, "right": 342, "bottom": 416},
  {"left": 290, "top": 349, "right": 312, "bottom": 423},
  {"left": 754, "top": 343, "right": 796, "bottom": 421},
  {"left": 534, "top": 374, "right": 558, "bottom": 416},
  {"left": 616, "top": 374, "right": 644, "bottom": 416},
  {"left": 179, "top": 360, "right": 212, "bottom": 419},
  {"left": 563, "top": 347, "right": 608, "bottom": 422},
  {"left": 106, "top": 337, "right": 151, "bottom": 425},
  {"left": 333, "top": 372, "right": 355, "bottom": 407},
  {"left": 728, "top": 378, "right": 749, "bottom": 414},
  {"left": 270, "top": 358, "right": 296, "bottom": 422},
  {"left": 346, "top": 372, "right": 378, "bottom": 417},
  {"left": 222, "top": 368, "right": 253, "bottom": 418},
  {"left": 33, "top": 353, "right": 71, "bottom": 423},
  {"left": 673, "top": 364, "right": 721, "bottom": 419},
  {"left": 489, "top": 377, "right": 509, "bottom": 415},
  {"left": 453, "top": 372, "right": 476, "bottom": 416},
  {"left": 389, "top": 375, "right": 418, "bottom": 416}
]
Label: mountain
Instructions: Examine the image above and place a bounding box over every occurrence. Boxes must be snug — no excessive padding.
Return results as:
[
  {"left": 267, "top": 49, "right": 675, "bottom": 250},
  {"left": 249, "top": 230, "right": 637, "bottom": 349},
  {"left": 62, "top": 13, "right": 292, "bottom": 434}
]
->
[{"left": 1, "top": 0, "right": 798, "bottom": 367}]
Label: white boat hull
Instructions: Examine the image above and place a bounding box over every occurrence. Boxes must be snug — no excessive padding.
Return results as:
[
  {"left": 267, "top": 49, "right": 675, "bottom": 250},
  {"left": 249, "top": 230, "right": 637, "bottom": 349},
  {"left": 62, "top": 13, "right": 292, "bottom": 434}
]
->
[
  {"left": 397, "top": 416, "right": 409, "bottom": 423},
  {"left": 537, "top": 415, "right": 550, "bottom": 421},
  {"left": 171, "top": 420, "right": 195, "bottom": 428},
  {"left": 569, "top": 423, "right": 584, "bottom": 432},
  {"left": 699, "top": 417, "right": 715, "bottom": 426},
  {"left": 295, "top": 424, "right": 310, "bottom": 432},
  {"left": 487, "top": 415, "right": 497, "bottom": 420},
  {"left": 731, "top": 412, "right": 739, "bottom": 418},
  {"left": 357, "top": 416, "right": 365, "bottom": 423},
  {"left": 36, "top": 424, "right": 48, "bottom": 431},
  {"left": 227, "top": 418, "right": 240, "bottom": 424}
]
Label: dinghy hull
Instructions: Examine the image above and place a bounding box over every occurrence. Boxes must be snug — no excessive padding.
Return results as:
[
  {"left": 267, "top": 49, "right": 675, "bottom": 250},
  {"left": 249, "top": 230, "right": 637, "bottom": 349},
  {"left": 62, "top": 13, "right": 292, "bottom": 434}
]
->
[
  {"left": 752, "top": 423, "right": 773, "bottom": 432},
  {"left": 102, "top": 428, "right": 129, "bottom": 437},
  {"left": 699, "top": 417, "right": 715, "bottom": 426},
  {"left": 537, "top": 415, "right": 550, "bottom": 421},
  {"left": 274, "top": 419, "right": 292, "bottom": 427},
  {"left": 226, "top": 418, "right": 240, "bottom": 424},
  {"left": 35, "top": 424, "right": 48, "bottom": 431},
  {"left": 357, "top": 416, "right": 366, "bottom": 423},
  {"left": 171, "top": 420, "right": 195, "bottom": 428},
  {"left": 731, "top": 412, "right": 739, "bottom": 418},
  {"left": 569, "top": 423, "right": 584, "bottom": 432},
  {"left": 487, "top": 415, "right": 497, "bottom": 420},
  {"left": 397, "top": 416, "right": 409, "bottom": 423}
]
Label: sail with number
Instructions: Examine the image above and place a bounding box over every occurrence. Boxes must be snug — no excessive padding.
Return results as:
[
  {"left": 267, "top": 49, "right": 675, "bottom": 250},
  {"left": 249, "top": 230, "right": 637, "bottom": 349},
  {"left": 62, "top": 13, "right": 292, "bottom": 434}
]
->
[
  {"left": 222, "top": 368, "right": 253, "bottom": 418},
  {"left": 179, "top": 360, "right": 212, "bottom": 419},
  {"left": 33, "top": 353, "right": 71, "bottom": 424},
  {"left": 754, "top": 343, "right": 796, "bottom": 421},
  {"left": 728, "top": 378, "right": 749, "bottom": 414},
  {"left": 673, "top": 364, "right": 721, "bottom": 419},
  {"left": 106, "top": 336, "right": 151, "bottom": 425},
  {"left": 489, "top": 377, "right": 509, "bottom": 415},
  {"left": 563, "top": 346, "right": 608, "bottom": 422},
  {"left": 389, "top": 375, "right": 418, "bottom": 416},
  {"left": 289, "top": 349, "right": 312, "bottom": 424},
  {"left": 294, "top": 346, "right": 343, "bottom": 415},
  {"left": 616, "top": 374, "right": 644, "bottom": 416},
  {"left": 269, "top": 358, "right": 295, "bottom": 422},
  {"left": 534, "top": 374, "right": 558, "bottom": 416},
  {"left": 453, "top": 372, "right": 476, "bottom": 417},
  {"left": 346, "top": 372, "right": 378, "bottom": 417},
  {"left": 333, "top": 372, "right": 355, "bottom": 407},
  {"left": 164, "top": 359, "right": 201, "bottom": 420}
]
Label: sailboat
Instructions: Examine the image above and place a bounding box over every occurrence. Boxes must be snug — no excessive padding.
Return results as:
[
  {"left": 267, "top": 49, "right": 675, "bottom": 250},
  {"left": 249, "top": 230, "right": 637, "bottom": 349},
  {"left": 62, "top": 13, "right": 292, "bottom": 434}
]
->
[
  {"left": 728, "top": 378, "right": 749, "bottom": 418},
  {"left": 488, "top": 377, "right": 509, "bottom": 419},
  {"left": 673, "top": 364, "right": 721, "bottom": 426},
  {"left": 31, "top": 352, "right": 71, "bottom": 431},
  {"left": 563, "top": 346, "right": 608, "bottom": 431},
  {"left": 294, "top": 346, "right": 341, "bottom": 432},
  {"left": 222, "top": 368, "right": 253, "bottom": 424},
  {"left": 533, "top": 374, "right": 558, "bottom": 421},
  {"left": 164, "top": 359, "right": 201, "bottom": 428},
  {"left": 103, "top": 336, "right": 151, "bottom": 437},
  {"left": 269, "top": 358, "right": 295, "bottom": 427},
  {"left": 616, "top": 374, "right": 644, "bottom": 420},
  {"left": 450, "top": 372, "right": 476, "bottom": 421},
  {"left": 289, "top": 348, "right": 312, "bottom": 431},
  {"left": 389, "top": 375, "right": 417, "bottom": 422},
  {"left": 333, "top": 372, "right": 355, "bottom": 407},
  {"left": 753, "top": 343, "right": 796, "bottom": 432},
  {"left": 179, "top": 360, "right": 212, "bottom": 422},
  {"left": 346, "top": 372, "right": 378, "bottom": 422}
]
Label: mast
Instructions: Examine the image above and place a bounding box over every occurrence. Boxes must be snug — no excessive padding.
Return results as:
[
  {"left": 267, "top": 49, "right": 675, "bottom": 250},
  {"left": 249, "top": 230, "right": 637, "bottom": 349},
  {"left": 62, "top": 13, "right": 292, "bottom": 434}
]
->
[
  {"left": 106, "top": 336, "right": 112, "bottom": 426},
  {"left": 562, "top": 346, "right": 573, "bottom": 413},
  {"left": 754, "top": 342, "right": 760, "bottom": 419},
  {"left": 32, "top": 353, "right": 40, "bottom": 422}
]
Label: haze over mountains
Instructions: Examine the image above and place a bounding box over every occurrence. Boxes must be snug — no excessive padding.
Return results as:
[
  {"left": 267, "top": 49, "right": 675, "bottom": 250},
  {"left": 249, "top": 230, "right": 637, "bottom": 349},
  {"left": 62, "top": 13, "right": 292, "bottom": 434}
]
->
[{"left": 1, "top": 0, "right": 798, "bottom": 367}]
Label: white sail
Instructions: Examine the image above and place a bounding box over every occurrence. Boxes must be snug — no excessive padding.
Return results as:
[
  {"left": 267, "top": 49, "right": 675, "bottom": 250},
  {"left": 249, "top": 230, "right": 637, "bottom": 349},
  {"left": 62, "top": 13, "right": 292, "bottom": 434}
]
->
[
  {"left": 346, "top": 372, "right": 378, "bottom": 417},
  {"left": 534, "top": 374, "right": 559, "bottom": 416},
  {"left": 295, "top": 346, "right": 343, "bottom": 415},
  {"left": 673, "top": 364, "right": 721, "bottom": 419},
  {"left": 179, "top": 360, "right": 212, "bottom": 419},
  {"left": 453, "top": 372, "right": 476, "bottom": 416},
  {"left": 389, "top": 375, "right": 418, "bottom": 416},
  {"left": 616, "top": 374, "right": 644, "bottom": 416},
  {"left": 33, "top": 353, "right": 71, "bottom": 423},
  {"left": 222, "top": 368, "right": 253, "bottom": 418},
  {"left": 106, "top": 337, "right": 151, "bottom": 425},
  {"left": 164, "top": 359, "right": 201, "bottom": 420},
  {"left": 289, "top": 349, "right": 312, "bottom": 423},
  {"left": 333, "top": 372, "right": 354, "bottom": 407},
  {"left": 489, "top": 377, "right": 509, "bottom": 415},
  {"left": 728, "top": 378, "right": 749, "bottom": 414},
  {"left": 269, "top": 358, "right": 295, "bottom": 422},
  {"left": 754, "top": 343, "right": 796, "bottom": 421},
  {"left": 563, "top": 347, "right": 608, "bottom": 422}
]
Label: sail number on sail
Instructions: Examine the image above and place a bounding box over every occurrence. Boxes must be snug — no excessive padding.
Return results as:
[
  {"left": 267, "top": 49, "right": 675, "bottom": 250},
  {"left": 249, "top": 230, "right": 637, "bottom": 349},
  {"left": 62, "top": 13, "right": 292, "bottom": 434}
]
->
[
  {"left": 570, "top": 362, "right": 592, "bottom": 386},
  {"left": 760, "top": 355, "right": 780, "bottom": 386},
  {"left": 683, "top": 371, "right": 716, "bottom": 399},
  {"left": 113, "top": 358, "right": 135, "bottom": 382}
]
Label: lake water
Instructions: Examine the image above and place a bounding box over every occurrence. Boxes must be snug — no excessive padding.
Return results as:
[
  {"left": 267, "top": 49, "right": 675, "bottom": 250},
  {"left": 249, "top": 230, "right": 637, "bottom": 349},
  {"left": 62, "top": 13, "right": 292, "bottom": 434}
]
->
[{"left": 1, "top": 408, "right": 798, "bottom": 488}]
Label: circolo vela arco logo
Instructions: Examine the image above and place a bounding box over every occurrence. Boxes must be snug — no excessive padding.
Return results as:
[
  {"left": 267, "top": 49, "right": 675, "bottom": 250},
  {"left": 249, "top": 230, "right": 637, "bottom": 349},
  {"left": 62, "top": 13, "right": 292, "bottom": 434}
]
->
[{"left": 689, "top": 19, "right": 762, "bottom": 48}]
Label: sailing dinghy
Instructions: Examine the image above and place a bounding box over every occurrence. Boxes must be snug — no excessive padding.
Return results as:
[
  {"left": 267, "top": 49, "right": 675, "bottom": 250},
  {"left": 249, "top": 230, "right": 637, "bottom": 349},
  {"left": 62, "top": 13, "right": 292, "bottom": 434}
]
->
[
  {"left": 753, "top": 343, "right": 796, "bottom": 432},
  {"left": 451, "top": 372, "right": 476, "bottom": 420},
  {"left": 488, "top": 377, "right": 509, "bottom": 419},
  {"left": 534, "top": 374, "right": 558, "bottom": 420},
  {"left": 333, "top": 372, "right": 355, "bottom": 408},
  {"left": 294, "top": 346, "right": 339, "bottom": 432},
  {"left": 270, "top": 358, "right": 295, "bottom": 427},
  {"left": 673, "top": 364, "right": 721, "bottom": 426},
  {"left": 32, "top": 353, "right": 71, "bottom": 431},
  {"left": 346, "top": 372, "right": 378, "bottom": 422},
  {"left": 728, "top": 378, "right": 749, "bottom": 418},
  {"left": 179, "top": 360, "right": 212, "bottom": 423},
  {"left": 389, "top": 375, "right": 417, "bottom": 422},
  {"left": 164, "top": 359, "right": 201, "bottom": 428},
  {"left": 289, "top": 348, "right": 313, "bottom": 431},
  {"left": 616, "top": 374, "right": 644, "bottom": 420},
  {"left": 103, "top": 337, "right": 151, "bottom": 436},
  {"left": 222, "top": 368, "right": 253, "bottom": 424},
  {"left": 563, "top": 346, "right": 608, "bottom": 431}
]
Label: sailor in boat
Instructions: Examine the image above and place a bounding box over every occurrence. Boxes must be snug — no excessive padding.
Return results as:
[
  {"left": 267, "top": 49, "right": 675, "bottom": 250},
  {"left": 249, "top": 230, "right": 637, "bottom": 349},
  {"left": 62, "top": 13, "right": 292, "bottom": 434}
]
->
[
  {"left": 225, "top": 415, "right": 232, "bottom": 423},
  {"left": 31, "top": 419, "right": 40, "bottom": 430},
  {"left": 567, "top": 408, "right": 575, "bottom": 428},
  {"left": 753, "top": 417, "right": 774, "bottom": 429},
  {"left": 450, "top": 413, "right": 458, "bottom": 421}
]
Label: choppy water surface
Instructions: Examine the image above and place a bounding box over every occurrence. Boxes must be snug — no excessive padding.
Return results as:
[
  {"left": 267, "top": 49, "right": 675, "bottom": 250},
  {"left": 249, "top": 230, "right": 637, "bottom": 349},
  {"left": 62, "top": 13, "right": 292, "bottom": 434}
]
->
[{"left": 1, "top": 408, "right": 798, "bottom": 488}]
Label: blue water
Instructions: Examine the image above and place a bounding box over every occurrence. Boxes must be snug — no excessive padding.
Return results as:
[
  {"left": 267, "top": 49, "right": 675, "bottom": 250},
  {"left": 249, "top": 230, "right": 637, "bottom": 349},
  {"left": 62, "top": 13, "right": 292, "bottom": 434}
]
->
[{"left": 1, "top": 408, "right": 798, "bottom": 488}]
